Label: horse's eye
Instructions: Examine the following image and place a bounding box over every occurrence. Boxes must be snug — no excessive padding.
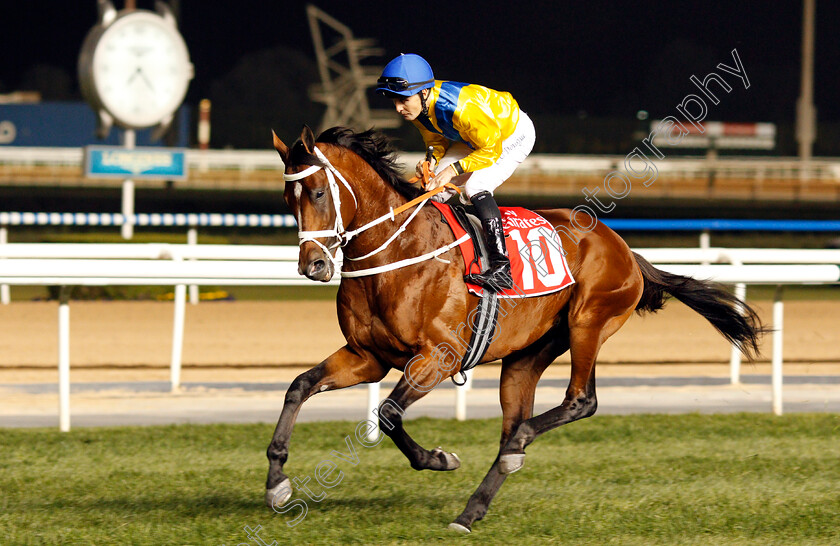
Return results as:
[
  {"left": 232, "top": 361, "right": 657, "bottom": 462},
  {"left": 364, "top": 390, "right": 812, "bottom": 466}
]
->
[{"left": 315, "top": 190, "right": 325, "bottom": 199}]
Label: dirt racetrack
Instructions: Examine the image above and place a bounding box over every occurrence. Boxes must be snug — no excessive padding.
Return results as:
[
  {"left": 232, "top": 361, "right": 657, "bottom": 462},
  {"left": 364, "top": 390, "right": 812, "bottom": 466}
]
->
[{"left": 0, "top": 298, "right": 838, "bottom": 383}]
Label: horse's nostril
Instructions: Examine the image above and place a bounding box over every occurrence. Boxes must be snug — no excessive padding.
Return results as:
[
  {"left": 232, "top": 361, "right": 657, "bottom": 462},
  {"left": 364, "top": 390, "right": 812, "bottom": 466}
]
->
[{"left": 305, "top": 259, "right": 327, "bottom": 278}]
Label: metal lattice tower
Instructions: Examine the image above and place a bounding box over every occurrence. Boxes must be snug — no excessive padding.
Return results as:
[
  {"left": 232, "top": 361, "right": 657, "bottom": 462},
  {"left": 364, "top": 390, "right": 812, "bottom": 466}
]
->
[{"left": 307, "top": 4, "right": 399, "bottom": 132}]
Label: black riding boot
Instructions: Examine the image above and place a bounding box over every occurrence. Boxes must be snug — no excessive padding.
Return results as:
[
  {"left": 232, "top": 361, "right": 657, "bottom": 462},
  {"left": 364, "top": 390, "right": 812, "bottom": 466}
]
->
[{"left": 464, "top": 191, "right": 514, "bottom": 291}]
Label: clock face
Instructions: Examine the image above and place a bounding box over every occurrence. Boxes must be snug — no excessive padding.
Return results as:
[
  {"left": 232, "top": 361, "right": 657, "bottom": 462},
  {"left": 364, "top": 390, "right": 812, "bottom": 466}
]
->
[{"left": 91, "top": 12, "right": 192, "bottom": 128}]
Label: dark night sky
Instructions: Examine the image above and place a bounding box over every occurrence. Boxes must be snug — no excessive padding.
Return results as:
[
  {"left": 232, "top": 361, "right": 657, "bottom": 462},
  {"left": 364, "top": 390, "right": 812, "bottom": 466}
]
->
[{"left": 3, "top": 1, "right": 839, "bottom": 124}]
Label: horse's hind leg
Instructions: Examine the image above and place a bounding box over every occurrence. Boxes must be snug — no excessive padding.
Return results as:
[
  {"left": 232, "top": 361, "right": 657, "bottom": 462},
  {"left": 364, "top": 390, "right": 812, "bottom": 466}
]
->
[
  {"left": 450, "top": 333, "right": 566, "bottom": 533},
  {"left": 265, "top": 346, "right": 386, "bottom": 509},
  {"left": 498, "top": 309, "right": 635, "bottom": 469}
]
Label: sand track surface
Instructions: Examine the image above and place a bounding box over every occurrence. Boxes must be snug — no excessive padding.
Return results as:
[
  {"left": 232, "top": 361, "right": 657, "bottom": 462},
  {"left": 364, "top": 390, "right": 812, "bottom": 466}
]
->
[{"left": 0, "top": 299, "right": 837, "bottom": 382}]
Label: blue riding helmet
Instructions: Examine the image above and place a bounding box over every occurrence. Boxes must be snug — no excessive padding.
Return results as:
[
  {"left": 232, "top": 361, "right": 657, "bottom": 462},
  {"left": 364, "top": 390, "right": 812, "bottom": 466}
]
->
[{"left": 376, "top": 53, "right": 435, "bottom": 97}]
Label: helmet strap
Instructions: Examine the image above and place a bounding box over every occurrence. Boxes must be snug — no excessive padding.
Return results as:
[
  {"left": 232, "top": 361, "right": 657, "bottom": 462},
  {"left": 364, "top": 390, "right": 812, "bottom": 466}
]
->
[{"left": 419, "top": 89, "right": 430, "bottom": 117}]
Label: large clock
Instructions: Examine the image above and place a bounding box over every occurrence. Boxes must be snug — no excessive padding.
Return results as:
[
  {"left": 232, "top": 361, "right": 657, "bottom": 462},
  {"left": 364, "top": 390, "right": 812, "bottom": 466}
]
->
[{"left": 78, "top": 1, "right": 193, "bottom": 137}]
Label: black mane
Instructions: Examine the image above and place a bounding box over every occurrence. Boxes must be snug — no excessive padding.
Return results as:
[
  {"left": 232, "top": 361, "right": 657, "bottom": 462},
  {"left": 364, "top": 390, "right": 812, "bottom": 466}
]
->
[{"left": 287, "top": 126, "right": 423, "bottom": 199}]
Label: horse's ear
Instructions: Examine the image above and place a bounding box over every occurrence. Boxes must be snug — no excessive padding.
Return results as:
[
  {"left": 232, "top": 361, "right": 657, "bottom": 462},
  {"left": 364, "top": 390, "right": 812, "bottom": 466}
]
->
[
  {"left": 300, "top": 125, "right": 316, "bottom": 153},
  {"left": 272, "top": 130, "right": 289, "bottom": 162}
]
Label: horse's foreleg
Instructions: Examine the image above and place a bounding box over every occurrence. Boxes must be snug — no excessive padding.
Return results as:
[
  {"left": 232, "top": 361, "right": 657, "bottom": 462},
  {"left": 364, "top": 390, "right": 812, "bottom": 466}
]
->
[
  {"left": 378, "top": 366, "right": 461, "bottom": 472},
  {"left": 450, "top": 336, "right": 564, "bottom": 533},
  {"left": 265, "top": 346, "right": 385, "bottom": 509}
]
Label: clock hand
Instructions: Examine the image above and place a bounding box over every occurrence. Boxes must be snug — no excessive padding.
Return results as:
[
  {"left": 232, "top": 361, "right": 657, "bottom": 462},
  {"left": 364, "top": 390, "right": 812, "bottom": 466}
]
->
[
  {"left": 126, "top": 67, "right": 155, "bottom": 91},
  {"left": 139, "top": 69, "right": 155, "bottom": 91}
]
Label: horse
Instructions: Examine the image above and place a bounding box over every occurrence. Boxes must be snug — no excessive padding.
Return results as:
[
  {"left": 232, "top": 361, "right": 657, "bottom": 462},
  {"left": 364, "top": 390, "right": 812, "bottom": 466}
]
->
[{"left": 265, "top": 125, "right": 765, "bottom": 533}]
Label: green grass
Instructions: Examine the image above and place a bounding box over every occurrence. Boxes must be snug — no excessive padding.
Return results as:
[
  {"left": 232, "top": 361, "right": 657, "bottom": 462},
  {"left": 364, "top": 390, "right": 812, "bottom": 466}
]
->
[
  {"left": 1, "top": 414, "right": 839, "bottom": 545},
  {"left": 216, "top": 284, "right": 338, "bottom": 301}
]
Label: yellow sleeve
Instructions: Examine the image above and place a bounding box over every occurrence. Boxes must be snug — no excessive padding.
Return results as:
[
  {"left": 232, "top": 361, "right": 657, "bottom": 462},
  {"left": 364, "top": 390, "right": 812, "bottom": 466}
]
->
[
  {"left": 411, "top": 120, "right": 449, "bottom": 163},
  {"left": 451, "top": 101, "right": 504, "bottom": 172}
]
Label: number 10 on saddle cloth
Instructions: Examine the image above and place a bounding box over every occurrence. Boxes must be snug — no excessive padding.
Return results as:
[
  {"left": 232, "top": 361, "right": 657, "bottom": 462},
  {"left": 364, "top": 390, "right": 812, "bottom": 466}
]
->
[{"left": 433, "top": 203, "right": 575, "bottom": 298}]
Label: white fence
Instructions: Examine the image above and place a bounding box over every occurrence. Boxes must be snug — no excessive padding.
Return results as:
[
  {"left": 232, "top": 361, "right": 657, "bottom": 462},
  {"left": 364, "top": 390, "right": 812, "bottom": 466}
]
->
[
  {"left": 0, "top": 243, "right": 335, "bottom": 432},
  {"left": 1, "top": 244, "right": 838, "bottom": 430},
  {"left": 637, "top": 248, "right": 840, "bottom": 417},
  {"left": 637, "top": 248, "right": 840, "bottom": 384}
]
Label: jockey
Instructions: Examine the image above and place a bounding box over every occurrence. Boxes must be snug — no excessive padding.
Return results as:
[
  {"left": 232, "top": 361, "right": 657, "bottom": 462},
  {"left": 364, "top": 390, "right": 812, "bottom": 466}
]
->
[{"left": 375, "top": 53, "right": 535, "bottom": 291}]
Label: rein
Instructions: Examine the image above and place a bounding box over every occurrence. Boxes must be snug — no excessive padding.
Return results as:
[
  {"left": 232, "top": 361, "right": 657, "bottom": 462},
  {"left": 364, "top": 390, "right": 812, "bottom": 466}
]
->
[{"left": 283, "top": 145, "right": 461, "bottom": 278}]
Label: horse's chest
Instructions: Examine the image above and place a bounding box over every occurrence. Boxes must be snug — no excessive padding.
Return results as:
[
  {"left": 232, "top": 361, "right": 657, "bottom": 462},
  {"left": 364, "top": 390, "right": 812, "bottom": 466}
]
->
[
  {"left": 369, "top": 315, "right": 407, "bottom": 350},
  {"left": 339, "top": 298, "right": 415, "bottom": 357}
]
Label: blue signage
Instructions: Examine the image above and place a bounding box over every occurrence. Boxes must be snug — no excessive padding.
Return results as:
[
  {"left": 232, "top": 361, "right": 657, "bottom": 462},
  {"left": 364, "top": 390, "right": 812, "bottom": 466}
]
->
[
  {"left": 0, "top": 102, "right": 189, "bottom": 147},
  {"left": 85, "top": 146, "right": 187, "bottom": 180}
]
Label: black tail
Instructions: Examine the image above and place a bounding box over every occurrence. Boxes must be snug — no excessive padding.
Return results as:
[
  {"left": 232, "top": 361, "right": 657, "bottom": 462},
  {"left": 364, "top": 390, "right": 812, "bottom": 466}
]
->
[{"left": 633, "top": 252, "right": 766, "bottom": 359}]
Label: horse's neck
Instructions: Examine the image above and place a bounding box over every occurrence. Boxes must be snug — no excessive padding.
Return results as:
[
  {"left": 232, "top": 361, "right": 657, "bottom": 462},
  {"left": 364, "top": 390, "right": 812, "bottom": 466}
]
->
[{"left": 343, "top": 163, "right": 446, "bottom": 264}]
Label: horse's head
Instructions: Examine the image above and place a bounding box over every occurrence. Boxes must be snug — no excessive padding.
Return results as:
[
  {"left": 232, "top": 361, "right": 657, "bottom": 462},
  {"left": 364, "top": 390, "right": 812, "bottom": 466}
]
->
[
  {"left": 275, "top": 125, "right": 424, "bottom": 282},
  {"left": 274, "top": 126, "right": 358, "bottom": 282}
]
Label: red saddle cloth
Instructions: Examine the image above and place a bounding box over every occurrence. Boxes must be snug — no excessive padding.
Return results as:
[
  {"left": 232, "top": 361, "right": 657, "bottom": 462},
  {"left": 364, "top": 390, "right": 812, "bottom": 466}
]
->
[{"left": 431, "top": 202, "right": 575, "bottom": 298}]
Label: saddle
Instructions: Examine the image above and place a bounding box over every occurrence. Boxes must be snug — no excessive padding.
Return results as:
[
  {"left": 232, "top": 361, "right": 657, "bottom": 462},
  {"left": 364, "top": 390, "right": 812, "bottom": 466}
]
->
[
  {"left": 431, "top": 202, "right": 575, "bottom": 299},
  {"left": 430, "top": 202, "right": 575, "bottom": 380}
]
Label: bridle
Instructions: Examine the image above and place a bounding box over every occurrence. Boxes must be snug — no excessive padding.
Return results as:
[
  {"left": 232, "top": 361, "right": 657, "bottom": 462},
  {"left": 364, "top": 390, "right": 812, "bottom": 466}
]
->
[
  {"left": 284, "top": 144, "right": 467, "bottom": 278},
  {"left": 283, "top": 146, "right": 357, "bottom": 271}
]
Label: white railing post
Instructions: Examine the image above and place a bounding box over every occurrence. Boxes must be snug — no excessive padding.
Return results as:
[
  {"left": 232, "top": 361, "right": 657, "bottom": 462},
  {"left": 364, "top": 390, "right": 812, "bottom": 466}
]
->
[
  {"left": 187, "top": 228, "right": 199, "bottom": 305},
  {"left": 121, "top": 180, "right": 135, "bottom": 240},
  {"left": 0, "top": 226, "right": 9, "bottom": 304},
  {"left": 121, "top": 129, "right": 136, "bottom": 240},
  {"left": 170, "top": 280, "right": 187, "bottom": 393},
  {"left": 772, "top": 285, "right": 784, "bottom": 416},
  {"left": 366, "top": 382, "right": 381, "bottom": 442},
  {"left": 455, "top": 369, "right": 474, "bottom": 421},
  {"left": 58, "top": 286, "right": 71, "bottom": 432},
  {"left": 699, "top": 229, "right": 711, "bottom": 265},
  {"left": 729, "top": 282, "right": 747, "bottom": 385}
]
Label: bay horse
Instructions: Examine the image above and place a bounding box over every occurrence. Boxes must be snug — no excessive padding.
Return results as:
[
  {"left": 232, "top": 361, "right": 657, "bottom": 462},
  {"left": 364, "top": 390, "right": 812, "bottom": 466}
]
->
[{"left": 266, "top": 125, "right": 764, "bottom": 533}]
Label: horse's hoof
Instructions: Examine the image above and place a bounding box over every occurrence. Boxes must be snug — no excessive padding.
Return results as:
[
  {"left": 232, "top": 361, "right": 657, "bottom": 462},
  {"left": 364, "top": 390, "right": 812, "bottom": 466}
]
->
[
  {"left": 448, "top": 522, "right": 471, "bottom": 534},
  {"left": 432, "top": 447, "right": 461, "bottom": 470},
  {"left": 499, "top": 453, "right": 525, "bottom": 474},
  {"left": 265, "top": 478, "right": 292, "bottom": 510}
]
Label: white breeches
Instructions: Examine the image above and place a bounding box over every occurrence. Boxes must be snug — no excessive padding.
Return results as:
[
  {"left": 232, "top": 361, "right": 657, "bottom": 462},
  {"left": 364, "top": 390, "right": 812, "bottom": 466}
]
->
[{"left": 434, "top": 111, "right": 536, "bottom": 202}]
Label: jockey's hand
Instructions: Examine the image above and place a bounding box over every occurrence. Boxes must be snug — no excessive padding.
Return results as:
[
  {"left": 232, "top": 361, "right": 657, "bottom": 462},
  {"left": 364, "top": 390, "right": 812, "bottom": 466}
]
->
[
  {"left": 415, "top": 157, "right": 437, "bottom": 177},
  {"left": 428, "top": 164, "right": 458, "bottom": 190}
]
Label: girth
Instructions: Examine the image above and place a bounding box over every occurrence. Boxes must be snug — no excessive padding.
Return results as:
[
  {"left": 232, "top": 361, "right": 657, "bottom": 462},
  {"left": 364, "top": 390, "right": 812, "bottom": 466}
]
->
[{"left": 435, "top": 204, "right": 500, "bottom": 385}]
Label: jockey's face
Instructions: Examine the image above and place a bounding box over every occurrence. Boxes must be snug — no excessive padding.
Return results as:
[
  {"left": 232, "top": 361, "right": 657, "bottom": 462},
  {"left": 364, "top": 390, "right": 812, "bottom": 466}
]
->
[{"left": 392, "top": 91, "right": 425, "bottom": 121}]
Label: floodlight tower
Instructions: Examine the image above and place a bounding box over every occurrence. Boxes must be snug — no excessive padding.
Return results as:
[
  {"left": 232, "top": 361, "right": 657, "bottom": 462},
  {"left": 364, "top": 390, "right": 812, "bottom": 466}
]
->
[{"left": 306, "top": 4, "right": 399, "bottom": 132}]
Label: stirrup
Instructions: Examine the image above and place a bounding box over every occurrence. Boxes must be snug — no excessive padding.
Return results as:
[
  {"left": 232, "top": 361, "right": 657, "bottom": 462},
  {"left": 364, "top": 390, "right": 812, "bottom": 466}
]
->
[{"left": 464, "top": 265, "right": 513, "bottom": 291}]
